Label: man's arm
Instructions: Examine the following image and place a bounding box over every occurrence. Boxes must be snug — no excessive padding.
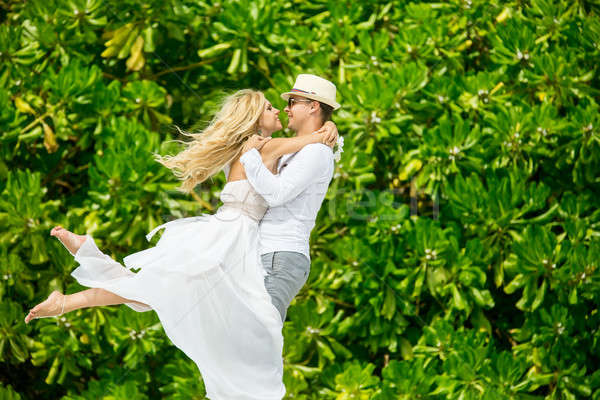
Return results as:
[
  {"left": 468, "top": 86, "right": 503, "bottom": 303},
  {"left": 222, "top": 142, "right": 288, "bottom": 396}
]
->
[{"left": 240, "top": 144, "right": 332, "bottom": 207}]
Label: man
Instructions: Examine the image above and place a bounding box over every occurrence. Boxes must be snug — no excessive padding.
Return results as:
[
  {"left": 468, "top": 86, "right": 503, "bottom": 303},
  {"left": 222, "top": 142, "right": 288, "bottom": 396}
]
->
[{"left": 240, "top": 74, "right": 340, "bottom": 322}]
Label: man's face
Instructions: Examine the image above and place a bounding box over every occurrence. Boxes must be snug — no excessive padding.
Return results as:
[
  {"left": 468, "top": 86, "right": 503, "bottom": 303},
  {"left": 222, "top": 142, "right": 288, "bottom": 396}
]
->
[{"left": 284, "top": 95, "right": 314, "bottom": 131}]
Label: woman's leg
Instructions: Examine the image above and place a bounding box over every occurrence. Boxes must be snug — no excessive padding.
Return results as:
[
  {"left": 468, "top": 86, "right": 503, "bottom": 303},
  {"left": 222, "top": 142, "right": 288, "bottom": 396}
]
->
[
  {"left": 25, "top": 288, "right": 149, "bottom": 323},
  {"left": 25, "top": 226, "right": 149, "bottom": 323}
]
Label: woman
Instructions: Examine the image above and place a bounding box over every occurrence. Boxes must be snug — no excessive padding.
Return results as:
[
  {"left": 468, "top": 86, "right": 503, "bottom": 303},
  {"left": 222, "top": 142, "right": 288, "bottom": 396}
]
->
[{"left": 24, "top": 89, "right": 337, "bottom": 399}]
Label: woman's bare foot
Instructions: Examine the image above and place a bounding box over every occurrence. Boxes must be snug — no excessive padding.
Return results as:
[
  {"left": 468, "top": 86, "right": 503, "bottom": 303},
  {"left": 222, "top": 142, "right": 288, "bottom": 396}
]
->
[
  {"left": 50, "top": 226, "right": 86, "bottom": 255},
  {"left": 24, "top": 290, "right": 66, "bottom": 324}
]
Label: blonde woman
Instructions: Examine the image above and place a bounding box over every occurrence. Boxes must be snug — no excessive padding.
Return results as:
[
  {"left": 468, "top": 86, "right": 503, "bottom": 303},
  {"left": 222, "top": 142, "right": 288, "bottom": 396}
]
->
[{"left": 24, "top": 89, "right": 337, "bottom": 399}]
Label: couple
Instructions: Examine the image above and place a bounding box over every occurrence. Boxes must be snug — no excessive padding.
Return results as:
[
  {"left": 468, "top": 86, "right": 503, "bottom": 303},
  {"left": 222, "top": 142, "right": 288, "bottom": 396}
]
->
[{"left": 25, "top": 74, "right": 341, "bottom": 399}]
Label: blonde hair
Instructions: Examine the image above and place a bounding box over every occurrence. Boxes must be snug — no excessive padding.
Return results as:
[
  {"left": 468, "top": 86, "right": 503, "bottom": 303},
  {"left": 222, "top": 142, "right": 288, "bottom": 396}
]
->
[{"left": 156, "top": 89, "right": 266, "bottom": 193}]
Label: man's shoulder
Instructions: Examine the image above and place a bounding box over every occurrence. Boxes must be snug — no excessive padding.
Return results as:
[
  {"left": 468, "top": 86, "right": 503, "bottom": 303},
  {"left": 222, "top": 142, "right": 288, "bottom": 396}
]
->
[
  {"left": 299, "top": 144, "right": 334, "bottom": 179},
  {"left": 298, "top": 143, "right": 334, "bottom": 157},
  {"left": 281, "top": 144, "right": 332, "bottom": 166}
]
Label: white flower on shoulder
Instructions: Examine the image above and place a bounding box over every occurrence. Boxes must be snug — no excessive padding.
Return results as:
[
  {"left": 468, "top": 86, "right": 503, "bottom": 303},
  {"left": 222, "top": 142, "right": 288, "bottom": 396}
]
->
[{"left": 334, "top": 135, "right": 344, "bottom": 162}]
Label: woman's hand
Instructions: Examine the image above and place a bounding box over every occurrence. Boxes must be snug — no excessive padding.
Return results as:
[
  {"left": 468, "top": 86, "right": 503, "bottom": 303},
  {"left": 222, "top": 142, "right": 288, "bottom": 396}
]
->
[
  {"left": 242, "top": 135, "right": 271, "bottom": 154},
  {"left": 313, "top": 121, "right": 339, "bottom": 148}
]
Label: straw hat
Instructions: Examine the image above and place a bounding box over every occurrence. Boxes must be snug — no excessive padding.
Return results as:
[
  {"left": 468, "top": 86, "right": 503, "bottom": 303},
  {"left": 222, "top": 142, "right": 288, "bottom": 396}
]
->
[{"left": 280, "top": 74, "right": 341, "bottom": 110}]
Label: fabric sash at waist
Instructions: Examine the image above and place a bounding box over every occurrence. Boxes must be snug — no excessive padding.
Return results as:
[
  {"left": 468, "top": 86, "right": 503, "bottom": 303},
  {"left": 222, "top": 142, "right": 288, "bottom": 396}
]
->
[
  {"left": 144, "top": 206, "right": 260, "bottom": 243},
  {"left": 145, "top": 215, "right": 210, "bottom": 242}
]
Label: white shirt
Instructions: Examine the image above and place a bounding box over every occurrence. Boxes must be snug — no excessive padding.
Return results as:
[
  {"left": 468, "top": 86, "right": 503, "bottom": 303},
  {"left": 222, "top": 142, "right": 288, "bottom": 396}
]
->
[{"left": 240, "top": 144, "right": 334, "bottom": 261}]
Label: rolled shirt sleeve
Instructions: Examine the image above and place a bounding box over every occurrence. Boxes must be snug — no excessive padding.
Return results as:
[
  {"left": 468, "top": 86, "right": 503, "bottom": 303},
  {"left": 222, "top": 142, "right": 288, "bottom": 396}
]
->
[{"left": 240, "top": 144, "right": 333, "bottom": 207}]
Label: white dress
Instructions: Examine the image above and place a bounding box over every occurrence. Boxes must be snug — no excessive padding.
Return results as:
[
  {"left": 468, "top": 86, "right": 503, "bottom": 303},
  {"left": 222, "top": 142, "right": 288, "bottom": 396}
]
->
[{"left": 71, "top": 180, "right": 286, "bottom": 400}]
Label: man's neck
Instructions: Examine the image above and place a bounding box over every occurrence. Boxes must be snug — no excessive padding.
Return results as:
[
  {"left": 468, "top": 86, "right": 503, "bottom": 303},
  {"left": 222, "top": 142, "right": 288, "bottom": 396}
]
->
[{"left": 294, "top": 119, "right": 323, "bottom": 137}]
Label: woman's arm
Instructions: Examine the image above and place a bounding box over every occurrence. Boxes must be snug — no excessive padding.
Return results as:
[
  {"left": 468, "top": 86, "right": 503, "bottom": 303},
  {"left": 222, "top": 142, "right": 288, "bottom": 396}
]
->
[{"left": 259, "top": 121, "right": 338, "bottom": 162}]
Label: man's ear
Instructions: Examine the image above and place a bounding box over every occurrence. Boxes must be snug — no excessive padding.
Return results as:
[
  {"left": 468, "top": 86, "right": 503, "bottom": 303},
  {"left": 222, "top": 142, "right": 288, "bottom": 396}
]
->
[{"left": 309, "top": 101, "right": 320, "bottom": 115}]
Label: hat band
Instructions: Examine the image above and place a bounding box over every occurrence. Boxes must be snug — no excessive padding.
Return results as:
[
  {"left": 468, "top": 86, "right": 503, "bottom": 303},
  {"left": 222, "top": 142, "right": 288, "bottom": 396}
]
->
[{"left": 291, "top": 88, "right": 316, "bottom": 95}]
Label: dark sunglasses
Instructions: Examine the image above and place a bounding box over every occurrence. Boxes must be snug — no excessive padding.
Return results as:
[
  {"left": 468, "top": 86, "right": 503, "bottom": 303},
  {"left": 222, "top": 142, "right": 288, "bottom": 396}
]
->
[{"left": 287, "top": 97, "right": 313, "bottom": 108}]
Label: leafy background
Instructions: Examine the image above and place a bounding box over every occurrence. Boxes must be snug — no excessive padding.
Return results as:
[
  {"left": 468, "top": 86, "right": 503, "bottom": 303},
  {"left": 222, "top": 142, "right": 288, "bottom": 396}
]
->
[{"left": 2, "top": 0, "right": 600, "bottom": 398}]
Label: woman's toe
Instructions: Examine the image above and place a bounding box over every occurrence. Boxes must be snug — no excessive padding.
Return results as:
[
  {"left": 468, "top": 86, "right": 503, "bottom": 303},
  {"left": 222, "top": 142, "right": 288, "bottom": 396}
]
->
[{"left": 25, "top": 312, "right": 34, "bottom": 323}]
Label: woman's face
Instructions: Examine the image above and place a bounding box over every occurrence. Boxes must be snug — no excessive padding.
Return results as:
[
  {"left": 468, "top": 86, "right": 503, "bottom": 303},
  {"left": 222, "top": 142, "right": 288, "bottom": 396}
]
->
[{"left": 258, "top": 100, "right": 282, "bottom": 136}]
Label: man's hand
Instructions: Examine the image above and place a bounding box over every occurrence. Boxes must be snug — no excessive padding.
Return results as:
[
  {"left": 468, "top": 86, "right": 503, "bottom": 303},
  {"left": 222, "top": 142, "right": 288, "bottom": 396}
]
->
[
  {"left": 242, "top": 135, "right": 271, "bottom": 154},
  {"left": 313, "top": 121, "right": 338, "bottom": 148}
]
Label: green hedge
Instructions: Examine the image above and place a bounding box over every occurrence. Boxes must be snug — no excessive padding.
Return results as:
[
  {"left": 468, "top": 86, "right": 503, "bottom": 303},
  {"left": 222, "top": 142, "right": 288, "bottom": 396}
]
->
[{"left": 2, "top": 0, "right": 600, "bottom": 398}]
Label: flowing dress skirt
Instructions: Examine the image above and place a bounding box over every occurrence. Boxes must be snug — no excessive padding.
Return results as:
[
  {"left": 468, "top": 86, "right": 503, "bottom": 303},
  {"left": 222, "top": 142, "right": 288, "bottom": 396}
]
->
[{"left": 71, "top": 209, "right": 286, "bottom": 400}]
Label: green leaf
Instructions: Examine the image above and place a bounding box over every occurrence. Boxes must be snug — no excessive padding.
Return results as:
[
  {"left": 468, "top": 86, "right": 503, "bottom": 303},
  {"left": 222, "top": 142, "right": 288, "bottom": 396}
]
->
[
  {"left": 530, "top": 279, "right": 546, "bottom": 311},
  {"left": 197, "top": 42, "right": 232, "bottom": 58},
  {"left": 381, "top": 286, "right": 396, "bottom": 320},
  {"left": 504, "top": 274, "right": 527, "bottom": 294},
  {"left": 451, "top": 284, "right": 467, "bottom": 310},
  {"left": 227, "top": 48, "right": 241, "bottom": 74}
]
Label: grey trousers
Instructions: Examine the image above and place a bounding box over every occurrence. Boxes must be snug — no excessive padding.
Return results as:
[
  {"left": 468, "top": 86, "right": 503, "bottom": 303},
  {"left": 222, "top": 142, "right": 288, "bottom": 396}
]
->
[{"left": 261, "top": 251, "right": 310, "bottom": 322}]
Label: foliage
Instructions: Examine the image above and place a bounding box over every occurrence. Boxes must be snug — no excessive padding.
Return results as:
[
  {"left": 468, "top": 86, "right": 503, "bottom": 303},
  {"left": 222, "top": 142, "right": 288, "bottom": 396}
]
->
[{"left": 1, "top": 0, "right": 599, "bottom": 398}]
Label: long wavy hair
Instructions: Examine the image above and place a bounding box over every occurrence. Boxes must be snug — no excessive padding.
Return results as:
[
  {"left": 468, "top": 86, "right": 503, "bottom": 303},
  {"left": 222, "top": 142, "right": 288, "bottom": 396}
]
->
[{"left": 156, "top": 89, "right": 266, "bottom": 193}]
